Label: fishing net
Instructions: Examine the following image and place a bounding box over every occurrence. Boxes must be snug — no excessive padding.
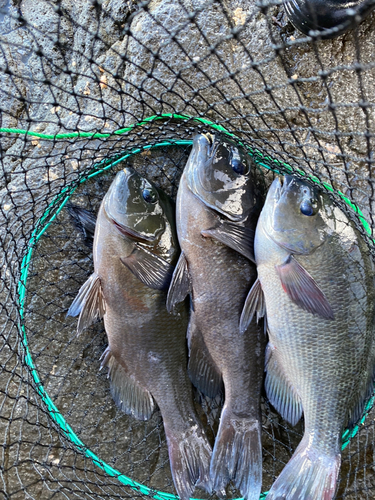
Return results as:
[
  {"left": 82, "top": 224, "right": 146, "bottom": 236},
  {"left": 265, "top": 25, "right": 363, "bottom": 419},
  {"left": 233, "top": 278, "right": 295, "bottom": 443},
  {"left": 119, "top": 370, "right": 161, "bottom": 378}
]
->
[{"left": 1, "top": 0, "right": 375, "bottom": 498}]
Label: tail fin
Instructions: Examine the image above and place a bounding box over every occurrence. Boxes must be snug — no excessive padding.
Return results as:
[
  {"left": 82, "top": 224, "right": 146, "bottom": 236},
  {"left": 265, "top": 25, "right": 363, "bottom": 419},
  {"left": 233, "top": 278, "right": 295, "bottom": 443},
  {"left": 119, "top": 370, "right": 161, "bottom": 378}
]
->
[
  {"left": 67, "top": 204, "right": 96, "bottom": 246},
  {"left": 165, "top": 424, "right": 212, "bottom": 500},
  {"left": 266, "top": 438, "right": 341, "bottom": 500},
  {"left": 210, "top": 408, "right": 262, "bottom": 500}
]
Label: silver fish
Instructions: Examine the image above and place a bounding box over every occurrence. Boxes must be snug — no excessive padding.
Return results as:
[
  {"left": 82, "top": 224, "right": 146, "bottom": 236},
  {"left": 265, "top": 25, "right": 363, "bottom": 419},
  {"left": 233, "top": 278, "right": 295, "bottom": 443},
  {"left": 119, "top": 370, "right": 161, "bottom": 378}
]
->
[
  {"left": 167, "top": 134, "right": 265, "bottom": 499},
  {"left": 241, "top": 175, "right": 375, "bottom": 500},
  {"left": 67, "top": 168, "right": 212, "bottom": 500}
]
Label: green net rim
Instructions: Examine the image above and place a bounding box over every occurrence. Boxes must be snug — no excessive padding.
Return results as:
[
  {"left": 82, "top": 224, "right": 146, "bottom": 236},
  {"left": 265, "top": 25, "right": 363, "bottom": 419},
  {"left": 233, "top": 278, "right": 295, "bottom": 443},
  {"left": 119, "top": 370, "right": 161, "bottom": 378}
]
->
[{"left": 15, "top": 113, "right": 375, "bottom": 500}]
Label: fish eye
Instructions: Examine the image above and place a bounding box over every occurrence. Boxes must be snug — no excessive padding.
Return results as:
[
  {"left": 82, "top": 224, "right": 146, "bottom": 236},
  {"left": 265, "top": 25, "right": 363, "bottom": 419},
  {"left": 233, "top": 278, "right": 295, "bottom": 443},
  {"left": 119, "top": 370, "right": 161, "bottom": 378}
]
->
[
  {"left": 142, "top": 188, "right": 157, "bottom": 204},
  {"left": 300, "top": 200, "right": 314, "bottom": 216},
  {"left": 231, "top": 158, "right": 247, "bottom": 175}
]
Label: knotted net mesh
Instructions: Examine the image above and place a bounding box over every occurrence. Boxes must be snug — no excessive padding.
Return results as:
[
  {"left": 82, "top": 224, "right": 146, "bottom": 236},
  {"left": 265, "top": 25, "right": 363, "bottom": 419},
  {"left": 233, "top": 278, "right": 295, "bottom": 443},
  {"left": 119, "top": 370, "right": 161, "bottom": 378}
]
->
[{"left": 1, "top": 0, "right": 375, "bottom": 498}]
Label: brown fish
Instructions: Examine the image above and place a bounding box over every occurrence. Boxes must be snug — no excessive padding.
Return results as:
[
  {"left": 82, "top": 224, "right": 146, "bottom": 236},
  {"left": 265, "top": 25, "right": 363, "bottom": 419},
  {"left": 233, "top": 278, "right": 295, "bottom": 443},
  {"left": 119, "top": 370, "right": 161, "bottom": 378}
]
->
[
  {"left": 67, "top": 168, "right": 212, "bottom": 500},
  {"left": 167, "top": 134, "right": 265, "bottom": 499},
  {"left": 241, "top": 175, "right": 375, "bottom": 500}
]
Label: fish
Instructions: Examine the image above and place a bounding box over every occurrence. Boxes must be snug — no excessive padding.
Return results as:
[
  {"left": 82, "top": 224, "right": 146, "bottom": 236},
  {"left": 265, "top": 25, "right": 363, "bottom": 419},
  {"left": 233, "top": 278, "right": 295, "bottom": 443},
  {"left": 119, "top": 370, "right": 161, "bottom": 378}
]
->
[
  {"left": 67, "top": 204, "right": 97, "bottom": 247},
  {"left": 241, "top": 175, "right": 375, "bottom": 500},
  {"left": 167, "top": 133, "right": 265, "bottom": 499},
  {"left": 67, "top": 167, "right": 212, "bottom": 500}
]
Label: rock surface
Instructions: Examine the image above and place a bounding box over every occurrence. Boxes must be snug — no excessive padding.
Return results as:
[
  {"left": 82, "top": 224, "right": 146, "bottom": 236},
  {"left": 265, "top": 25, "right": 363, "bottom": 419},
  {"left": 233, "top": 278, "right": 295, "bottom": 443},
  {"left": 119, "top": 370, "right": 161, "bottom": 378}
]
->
[{"left": 1, "top": 0, "right": 375, "bottom": 498}]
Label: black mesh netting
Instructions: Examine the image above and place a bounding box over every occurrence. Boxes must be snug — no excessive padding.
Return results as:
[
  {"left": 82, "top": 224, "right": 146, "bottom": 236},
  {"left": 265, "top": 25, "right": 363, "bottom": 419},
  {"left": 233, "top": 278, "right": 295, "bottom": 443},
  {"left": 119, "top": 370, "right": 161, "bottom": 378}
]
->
[{"left": 2, "top": 0, "right": 375, "bottom": 499}]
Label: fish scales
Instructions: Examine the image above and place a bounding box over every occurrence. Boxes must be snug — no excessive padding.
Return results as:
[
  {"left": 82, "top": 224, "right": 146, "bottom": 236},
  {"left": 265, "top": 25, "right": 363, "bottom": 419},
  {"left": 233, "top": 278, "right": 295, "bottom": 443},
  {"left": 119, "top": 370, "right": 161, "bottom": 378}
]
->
[{"left": 251, "top": 176, "right": 375, "bottom": 500}]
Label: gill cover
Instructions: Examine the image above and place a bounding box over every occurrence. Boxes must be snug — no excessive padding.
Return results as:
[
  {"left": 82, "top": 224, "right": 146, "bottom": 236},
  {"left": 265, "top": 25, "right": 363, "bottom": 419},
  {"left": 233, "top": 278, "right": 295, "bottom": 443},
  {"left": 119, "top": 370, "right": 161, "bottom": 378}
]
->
[
  {"left": 103, "top": 168, "right": 166, "bottom": 242},
  {"left": 185, "top": 134, "right": 257, "bottom": 222},
  {"left": 263, "top": 176, "right": 332, "bottom": 255}
]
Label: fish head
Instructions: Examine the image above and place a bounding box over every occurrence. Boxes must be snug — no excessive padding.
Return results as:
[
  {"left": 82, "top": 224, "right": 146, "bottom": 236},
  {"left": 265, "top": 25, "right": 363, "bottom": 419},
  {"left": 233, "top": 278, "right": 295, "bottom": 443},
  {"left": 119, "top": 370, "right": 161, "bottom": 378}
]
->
[
  {"left": 103, "top": 168, "right": 169, "bottom": 244},
  {"left": 185, "top": 133, "right": 257, "bottom": 222},
  {"left": 263, "top": 175, "right": 333, "bottom": 254}
]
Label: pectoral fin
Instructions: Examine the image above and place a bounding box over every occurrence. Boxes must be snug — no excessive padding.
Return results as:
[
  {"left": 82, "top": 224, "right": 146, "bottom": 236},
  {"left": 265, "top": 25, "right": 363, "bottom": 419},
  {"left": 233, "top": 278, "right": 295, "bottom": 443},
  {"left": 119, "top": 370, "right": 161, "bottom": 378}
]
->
[
  {"left": 201, "top": 220, "right": 255, "bottom": 263},
  {"left": 67, "top": 272, "right": 105, "bottom": 335},
  {"left": 239, "top": 278, "right": 266, "bottom": 334},
  {"left": 101, "top": 348, "right": 155, "bottom": 421},
  {"left": 166, "top": 252, "right": 191, "bottom": 313},
  {"left": 121, "top": 245, "right": 174, "bottom": 291},
  {"left": 276, "top": 255, "right": 334, "bottom": 320}
]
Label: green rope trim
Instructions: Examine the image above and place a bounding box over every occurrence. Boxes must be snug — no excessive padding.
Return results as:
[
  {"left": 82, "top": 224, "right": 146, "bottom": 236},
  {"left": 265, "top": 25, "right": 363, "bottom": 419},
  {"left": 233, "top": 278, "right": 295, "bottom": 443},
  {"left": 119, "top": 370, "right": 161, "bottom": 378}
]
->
[
  {"left": 16, "top": 114, "right": 374, "bottom": 500},
  {"left": 0, "top": 113, "right": 236, "bottom": 140}
]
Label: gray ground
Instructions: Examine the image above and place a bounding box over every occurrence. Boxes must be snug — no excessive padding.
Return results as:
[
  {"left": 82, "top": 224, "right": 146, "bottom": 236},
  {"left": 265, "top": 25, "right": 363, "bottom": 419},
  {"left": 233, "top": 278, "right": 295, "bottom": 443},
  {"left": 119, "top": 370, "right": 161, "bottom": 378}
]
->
[{"left": 1, "top": 0, "right": 375, "bottom": 498}]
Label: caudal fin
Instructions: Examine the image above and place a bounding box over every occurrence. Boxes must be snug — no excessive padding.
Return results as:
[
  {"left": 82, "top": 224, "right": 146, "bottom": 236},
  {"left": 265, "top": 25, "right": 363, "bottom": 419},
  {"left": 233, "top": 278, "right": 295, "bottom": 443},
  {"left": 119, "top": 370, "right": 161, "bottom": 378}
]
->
[
  {"left": 267, "top": 438, "right": 341, "bottom": 500},
  {"left": 210, "top": 408, "right": 262, "bottom": 500},
  {"left": 166, "top": 424, "right": 212, "bottom": 500}
]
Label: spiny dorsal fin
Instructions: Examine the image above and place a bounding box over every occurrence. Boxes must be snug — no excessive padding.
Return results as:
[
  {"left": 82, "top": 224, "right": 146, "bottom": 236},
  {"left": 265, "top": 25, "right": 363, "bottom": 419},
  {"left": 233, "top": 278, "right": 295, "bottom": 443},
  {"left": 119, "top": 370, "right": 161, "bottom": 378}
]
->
[{"left": 67, "top": 272, "right": 105, "bottom": 335}]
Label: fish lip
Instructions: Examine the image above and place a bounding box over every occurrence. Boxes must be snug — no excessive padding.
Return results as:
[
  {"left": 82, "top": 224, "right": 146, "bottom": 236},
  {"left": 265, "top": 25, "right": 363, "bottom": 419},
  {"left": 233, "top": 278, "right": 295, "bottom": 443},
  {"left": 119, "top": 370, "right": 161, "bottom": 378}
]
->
[{"left": 110, "top": 218, "right": 156, "bottom": 242}]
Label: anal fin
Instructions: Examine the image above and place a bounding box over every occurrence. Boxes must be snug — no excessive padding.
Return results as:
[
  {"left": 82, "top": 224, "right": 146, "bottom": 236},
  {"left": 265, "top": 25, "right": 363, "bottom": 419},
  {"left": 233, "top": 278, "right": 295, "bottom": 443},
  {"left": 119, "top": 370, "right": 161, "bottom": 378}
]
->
[
  {"left": 106, "top": 354, "right": 155, "bottom": 421},
  {"left": 265, "top": 342, "right": 302, "bottom": 426}
]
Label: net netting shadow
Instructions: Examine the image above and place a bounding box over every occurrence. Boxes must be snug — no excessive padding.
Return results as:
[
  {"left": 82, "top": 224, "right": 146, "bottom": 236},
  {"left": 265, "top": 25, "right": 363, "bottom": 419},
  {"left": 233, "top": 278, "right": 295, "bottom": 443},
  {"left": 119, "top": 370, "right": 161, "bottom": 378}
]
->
[{"left": 1, "top": 0, "right": 375, "bottom": 499}]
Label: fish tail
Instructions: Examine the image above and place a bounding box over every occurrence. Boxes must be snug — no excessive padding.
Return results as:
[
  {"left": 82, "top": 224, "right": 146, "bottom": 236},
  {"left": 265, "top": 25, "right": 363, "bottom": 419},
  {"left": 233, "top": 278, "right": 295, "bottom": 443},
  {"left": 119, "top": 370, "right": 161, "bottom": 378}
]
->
[
  {"left": 165, "top": 423, "right": 212, "bottom": 500},
  {"left": 210, "top": 408, "right": 262, "bottom": 500},
  {"left": 267, "top": 437, "right": 341, "bottom": 500}
]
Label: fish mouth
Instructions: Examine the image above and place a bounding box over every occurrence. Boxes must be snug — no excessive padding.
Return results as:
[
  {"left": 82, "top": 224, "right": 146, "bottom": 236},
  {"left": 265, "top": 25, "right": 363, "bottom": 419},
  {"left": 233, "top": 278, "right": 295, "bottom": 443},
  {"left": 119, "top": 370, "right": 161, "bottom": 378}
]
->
[{"left": 110, "top": 218, "right": 156, "bottom": 242}]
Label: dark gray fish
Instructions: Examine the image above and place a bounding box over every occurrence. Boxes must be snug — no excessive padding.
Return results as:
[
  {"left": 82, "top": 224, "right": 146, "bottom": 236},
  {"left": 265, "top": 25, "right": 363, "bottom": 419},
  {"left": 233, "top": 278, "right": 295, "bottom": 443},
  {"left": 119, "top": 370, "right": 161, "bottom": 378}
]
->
[
  {"left": 167, "top": 134, "right": 265, "bottom": 499},
  {"left": 67, "top": 168, "right": 212, "bottom": 500},
  {"left": 67, "top": 204, "right": 97, "bottom": 247},
  {"left": 241, "top": 175, "right": 375, "bottom": 500}
]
